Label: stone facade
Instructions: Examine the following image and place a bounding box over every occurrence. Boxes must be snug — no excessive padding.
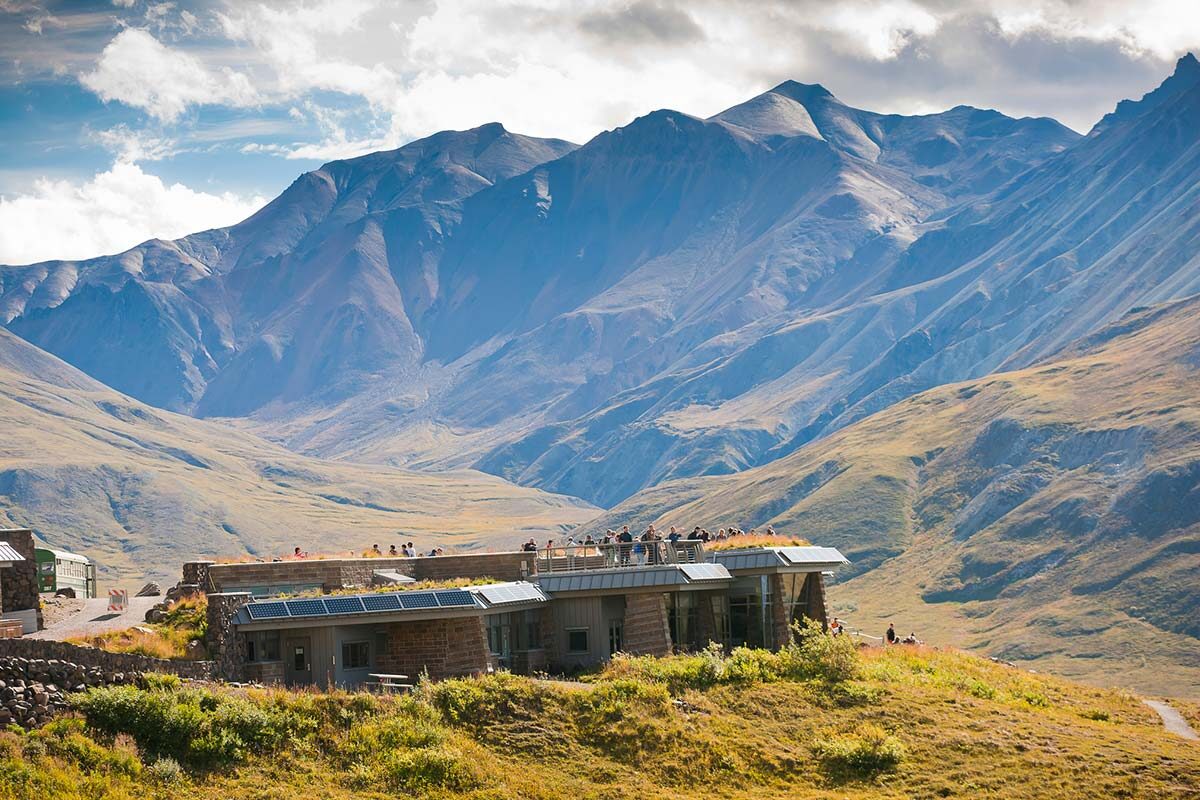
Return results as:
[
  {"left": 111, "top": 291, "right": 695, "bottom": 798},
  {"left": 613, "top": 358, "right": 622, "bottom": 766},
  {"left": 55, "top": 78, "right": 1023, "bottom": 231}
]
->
[
  {"left": 0, "top": 638, "right": 214, "bottom": 679},
  {"left": 0, "top": 529, "right": 41, "bottom": 629},
  {"left": 375, "top": 617, "right": 493, "bottom": 681},
  {"left": 205, "top": 592, "right": 254, "bottom": 681},
  {"left": 623, "top": 592, "right": 672, "bottom": 657},
  {"left": 190, "top": 552, "right": 534, "bottom": 596},
  {"left": 243, "top": 660, "right": 285, "bottom": 684},
  {"left": 768, "top": 574, "right": 791, "bottom": 650}
]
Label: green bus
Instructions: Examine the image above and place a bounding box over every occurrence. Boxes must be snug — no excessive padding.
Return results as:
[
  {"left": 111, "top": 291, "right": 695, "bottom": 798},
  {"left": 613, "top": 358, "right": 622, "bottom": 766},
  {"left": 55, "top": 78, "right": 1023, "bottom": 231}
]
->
[{"left": 35, "top": 548, "right": 97, "bottom": 598}]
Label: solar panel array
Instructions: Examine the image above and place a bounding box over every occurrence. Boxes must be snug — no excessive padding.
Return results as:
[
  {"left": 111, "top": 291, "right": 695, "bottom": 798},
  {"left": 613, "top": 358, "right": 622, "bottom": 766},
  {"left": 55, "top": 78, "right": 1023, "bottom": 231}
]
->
[{"left": 241, "top": 587, "right": 487, "bottom": 621}]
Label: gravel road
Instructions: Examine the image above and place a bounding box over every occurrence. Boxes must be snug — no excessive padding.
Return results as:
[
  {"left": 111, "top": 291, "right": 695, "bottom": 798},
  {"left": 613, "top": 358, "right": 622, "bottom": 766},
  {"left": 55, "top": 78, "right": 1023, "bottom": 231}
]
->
[{"left": 28, "top": 596, "right": 161, "bottom": 641}]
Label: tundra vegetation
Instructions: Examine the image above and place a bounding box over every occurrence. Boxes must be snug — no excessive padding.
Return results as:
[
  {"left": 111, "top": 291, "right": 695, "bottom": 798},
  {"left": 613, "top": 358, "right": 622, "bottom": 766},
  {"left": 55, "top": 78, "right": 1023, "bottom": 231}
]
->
[{"left": 1, "top": 629, "right": 1196, "bottom": 799}]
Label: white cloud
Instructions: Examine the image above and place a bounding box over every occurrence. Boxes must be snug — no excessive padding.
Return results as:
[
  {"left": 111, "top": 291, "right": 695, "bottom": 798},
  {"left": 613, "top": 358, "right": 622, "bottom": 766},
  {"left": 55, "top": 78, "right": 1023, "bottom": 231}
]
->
[
  {"left": 80, "top": 28, "right": 259, "bottom": 122},
  {"left": 92, "top": 124, "right": 177, "bottom": 162},
  {"left": 0, "top": 162, "right": 265, "bottom": 265},
  {"left": 989, "top": 0, "right": 1200, "bottom": 60}
]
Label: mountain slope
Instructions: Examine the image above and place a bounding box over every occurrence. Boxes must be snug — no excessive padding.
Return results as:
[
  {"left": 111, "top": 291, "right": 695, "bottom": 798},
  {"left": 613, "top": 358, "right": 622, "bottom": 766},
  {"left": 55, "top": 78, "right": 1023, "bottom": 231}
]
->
[
  {"left": 587, "top": 294, "right": 1200, "bottom": 694},
  {"left": 0, "top": 82, "right": 1077, "bottom": 509},
  {"left": 1, "top": 125, "right": 575, "bottom": 413},
  {"left": 0, "top": 328, "right": 596, "bottom": 586},
  {"left": 468, "top": 56, "right": 1200, "bottom": 507}
]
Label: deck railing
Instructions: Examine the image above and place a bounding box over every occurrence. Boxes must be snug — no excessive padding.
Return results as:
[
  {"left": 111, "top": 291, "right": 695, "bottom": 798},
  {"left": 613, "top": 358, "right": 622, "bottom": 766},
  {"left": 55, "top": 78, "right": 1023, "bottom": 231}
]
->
[{"left": 534, "top": 540, "right": 705, "bottom": 573}]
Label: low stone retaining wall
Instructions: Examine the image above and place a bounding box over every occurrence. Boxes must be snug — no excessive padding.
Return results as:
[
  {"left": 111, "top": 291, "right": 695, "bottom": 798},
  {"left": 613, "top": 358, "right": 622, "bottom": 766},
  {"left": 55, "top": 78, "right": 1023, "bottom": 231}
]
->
[{"left": 0, "top": 637, "right": 215, "bottom": 681}]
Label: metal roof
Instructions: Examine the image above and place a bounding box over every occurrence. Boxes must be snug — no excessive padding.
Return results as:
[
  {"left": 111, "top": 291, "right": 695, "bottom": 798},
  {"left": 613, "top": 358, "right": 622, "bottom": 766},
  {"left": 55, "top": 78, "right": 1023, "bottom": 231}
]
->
[
  {"left": 707, "top": 546, "right": 849, "bottom": 572},
  {"left": 0, "top": 541, "right": 25, "bottom": 563},
  {"left": 536, "top": 564, "right": 731, "bottom": 593},
  {"left": 36, "top": 548, "right": 91, "bottom": 563}
]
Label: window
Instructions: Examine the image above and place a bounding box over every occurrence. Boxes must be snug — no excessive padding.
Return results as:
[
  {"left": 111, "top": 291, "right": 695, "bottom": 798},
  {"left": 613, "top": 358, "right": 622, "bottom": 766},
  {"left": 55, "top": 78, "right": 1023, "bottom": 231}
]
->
[
  {"left": 566, "top": 628, "right": 589, "bottom": 654},
  {"left": 523, "top": 610, "right": 542, "bottom": 650},
  {"left": 342, "top": 640, "right": 371, "bottom": 670},
  {"left": 246, "top": 631, "right": 280, "bottom": 662}
]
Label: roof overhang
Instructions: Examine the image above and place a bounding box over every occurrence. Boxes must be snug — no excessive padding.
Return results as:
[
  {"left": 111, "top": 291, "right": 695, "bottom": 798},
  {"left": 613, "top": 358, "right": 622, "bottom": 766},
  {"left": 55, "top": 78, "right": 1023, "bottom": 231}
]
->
[
  {"left": 0, "top": 542, "right": 26, "bottom": 564},
  {"left": 707, "top": 546, "right": 849, "bottom": 574},
  {"left": 536, "top": 563, "right": 732, "bottom": 594}
]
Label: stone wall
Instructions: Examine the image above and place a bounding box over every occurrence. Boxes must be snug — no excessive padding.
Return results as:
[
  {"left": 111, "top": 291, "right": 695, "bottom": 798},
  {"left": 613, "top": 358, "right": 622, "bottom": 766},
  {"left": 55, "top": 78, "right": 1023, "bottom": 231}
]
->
[
  {"left": 0, "top": 638, "right": 214, "bottom": 679},
  {"left": 768, "top": 574, "right": 790, "bottom": 650},
  {"left": 802, "top": 572, "right": 829, "bottom": 628},
  {"left": 375, "top": 617, "right": 493, "bottom": 681},
  {"left": 205, "top": 592, "right": 254, "bottom": 681},
  {"left": 244, "top": 660, "right": 285, "bottom": 684},
  {"left": 1, "top": 529, "right": 41, "bottom": 629},
  {"left": 192, "top": 552, "right": 534, "bottom": 595},
  {"left": 623, "top": 592, "right": 672, "bottom": 657}
]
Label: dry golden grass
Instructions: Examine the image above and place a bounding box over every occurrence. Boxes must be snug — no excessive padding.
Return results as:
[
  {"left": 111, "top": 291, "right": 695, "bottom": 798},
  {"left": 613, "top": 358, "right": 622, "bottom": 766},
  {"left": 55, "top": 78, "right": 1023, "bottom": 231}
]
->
[
  {"left": 0, "top": 330, "right": 598, "bottom": 589},
  {"left": 2, "top": 646, "right": 1198, "bottom": 800},
  {"left": 66, "top": 596, "right": 208, "bottom": 661}
]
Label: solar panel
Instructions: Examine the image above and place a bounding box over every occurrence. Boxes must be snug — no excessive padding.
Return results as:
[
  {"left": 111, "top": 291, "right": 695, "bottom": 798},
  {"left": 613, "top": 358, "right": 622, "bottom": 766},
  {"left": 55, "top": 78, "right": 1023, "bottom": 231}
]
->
[
  {"left": 434, "top": 590, "right": 475, "bottom": 607},
  {"left": 399, "top": 592, "right": 439, "bottom": 609},
  {"left": 362, "top": 594, "right": 402, "bottom": 612},
  {"left": 246, "top": 601, "right": 289, "bottom": 620},
  {"left": 476, "top": 583, "right": 544, "bottom": 606},
  {"left": 285, "top": 598, "right": 327, "bottom": 617},
  {"left": 324, "top": 596, "right": 365, "bottom": 615}
]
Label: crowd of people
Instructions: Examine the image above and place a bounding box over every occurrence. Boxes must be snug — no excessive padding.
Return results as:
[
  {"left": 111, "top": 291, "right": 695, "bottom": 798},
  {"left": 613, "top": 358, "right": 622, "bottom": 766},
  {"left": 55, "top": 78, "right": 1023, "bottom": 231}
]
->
[
  {"left": 521, "top": 523, "right": 779, "bottom": 552},
  {"left": 285, "top": 542, "right": 447, "bottom": 560}
]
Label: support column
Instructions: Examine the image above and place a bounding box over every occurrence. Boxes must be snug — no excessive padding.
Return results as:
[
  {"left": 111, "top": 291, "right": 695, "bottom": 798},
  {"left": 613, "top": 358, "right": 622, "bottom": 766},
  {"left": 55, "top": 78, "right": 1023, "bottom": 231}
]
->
[{"left": 205, "top": 592, "right": 253, "bottom": 681}]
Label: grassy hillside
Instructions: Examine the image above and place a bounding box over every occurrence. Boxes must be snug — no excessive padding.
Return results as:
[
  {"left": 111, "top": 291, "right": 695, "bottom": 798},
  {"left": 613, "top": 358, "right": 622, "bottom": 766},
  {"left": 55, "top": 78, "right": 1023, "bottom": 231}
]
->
[
  {"left": 0, "top": 329, "right": 597, "bottom": 588},
  {"left": 1, "top": 644, "right": 1196, "bottom": 799},
  {"left": 588, "top": 296, "right": 1200, "bottom": 696}
]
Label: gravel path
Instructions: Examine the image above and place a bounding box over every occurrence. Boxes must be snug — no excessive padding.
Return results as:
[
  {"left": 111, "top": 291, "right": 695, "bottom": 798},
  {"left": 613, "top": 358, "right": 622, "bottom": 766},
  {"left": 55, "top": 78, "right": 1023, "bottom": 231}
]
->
[
  {"left": 29, "top": 596, "right": 161, "bottom": 641},
  {"left": 1145, "top": 700, "right": 1200, "bottom": 741}
]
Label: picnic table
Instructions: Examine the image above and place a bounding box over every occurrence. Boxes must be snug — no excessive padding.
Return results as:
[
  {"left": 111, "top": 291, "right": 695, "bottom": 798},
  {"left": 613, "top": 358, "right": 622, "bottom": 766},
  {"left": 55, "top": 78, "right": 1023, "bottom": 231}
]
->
[{"left": 366, "top": 673, "right": 413, "bottom": 693}]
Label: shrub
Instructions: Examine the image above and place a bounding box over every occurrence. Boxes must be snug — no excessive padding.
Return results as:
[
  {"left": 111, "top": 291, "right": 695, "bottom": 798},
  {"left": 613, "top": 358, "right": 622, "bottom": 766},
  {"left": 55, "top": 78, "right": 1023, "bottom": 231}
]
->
[
  {"left": 572, "top": 680, "right": 678, "bottom": 762},
  {"left": 383, "top": 745, "right": 484, "bottom": 792},
  {"left": 784, "top": 619, "right": 860, "bottom": 683},
  {"left": 75, "top": 684, "right": 314, "bottom": 770},
  {"left": 428, "top": 672, "right": 547, "bottom": 729},
  {"left": 814, "top": 722, "right": 905, "bottom": 776},
  {"left": 146, "top": 756, "right": 185, "bottom": 786}
]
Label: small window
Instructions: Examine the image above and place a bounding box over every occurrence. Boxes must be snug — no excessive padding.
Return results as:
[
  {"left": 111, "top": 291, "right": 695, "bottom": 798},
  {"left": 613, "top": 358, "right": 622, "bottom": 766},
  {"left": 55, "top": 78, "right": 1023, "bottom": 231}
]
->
[
  {"left": 342, "top": 640, "right": 370, "bottom": 670},
  {"left": 566, "top": 628, "right": 589, "bottom": 654}
]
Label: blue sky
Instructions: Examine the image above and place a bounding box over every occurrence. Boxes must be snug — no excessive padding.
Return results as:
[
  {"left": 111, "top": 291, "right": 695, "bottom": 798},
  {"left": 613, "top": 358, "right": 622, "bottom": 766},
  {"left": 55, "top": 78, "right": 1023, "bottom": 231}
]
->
[{"left": 1, "top": 0, "right": 1197, "bottom": 265}]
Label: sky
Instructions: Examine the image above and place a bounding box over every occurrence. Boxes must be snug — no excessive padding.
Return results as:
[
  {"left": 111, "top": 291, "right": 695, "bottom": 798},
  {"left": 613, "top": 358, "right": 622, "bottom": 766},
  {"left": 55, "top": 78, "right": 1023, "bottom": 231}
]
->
[{"left": 0, "top": 0, "right": 1198, "bottom": 265}]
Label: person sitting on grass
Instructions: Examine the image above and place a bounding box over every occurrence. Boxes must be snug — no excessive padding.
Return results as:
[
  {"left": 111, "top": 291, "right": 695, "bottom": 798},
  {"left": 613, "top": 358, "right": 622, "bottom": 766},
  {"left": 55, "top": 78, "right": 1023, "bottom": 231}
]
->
[
  {"left": 389, "top": 544, "right": 398, "bottom": 556},
  {"left": 371, "top": 544, "right": 382, "bottom": 557},
  {"left": 901, "top": 632, "right": 920, "bottom": 645}
]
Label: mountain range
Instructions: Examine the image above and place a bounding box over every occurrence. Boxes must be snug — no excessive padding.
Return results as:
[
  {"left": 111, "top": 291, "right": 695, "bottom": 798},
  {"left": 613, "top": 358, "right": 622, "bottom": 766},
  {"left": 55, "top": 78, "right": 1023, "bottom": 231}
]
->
[{"left": 2, "top": 55, "right": 1199, "bottom": 692}]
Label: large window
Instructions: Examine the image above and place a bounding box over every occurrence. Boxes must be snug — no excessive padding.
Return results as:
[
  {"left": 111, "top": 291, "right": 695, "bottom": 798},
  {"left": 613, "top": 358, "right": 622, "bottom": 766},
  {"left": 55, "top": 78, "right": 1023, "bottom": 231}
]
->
[
  {"left": 566, "top": 628, "right": 589, "bottom": 654},
  {"left": 667, "top": 592, "right": 700, "bottom": 651},
  {"left": 342, "top": 640, "right": 371, "bottom": 670},
  {"left": 246, "top": 631, "right": 280, "bottom": 663}
]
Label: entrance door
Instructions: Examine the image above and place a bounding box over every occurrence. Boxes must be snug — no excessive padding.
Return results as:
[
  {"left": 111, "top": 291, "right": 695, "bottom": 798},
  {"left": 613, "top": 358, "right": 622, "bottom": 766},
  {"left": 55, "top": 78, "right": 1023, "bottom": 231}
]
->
[
  {"left": 608, "top": 620, "right": 624, "bottom": 656},
  {"left": 285, "top": 637, "right": 312, "bottom": 686}
]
